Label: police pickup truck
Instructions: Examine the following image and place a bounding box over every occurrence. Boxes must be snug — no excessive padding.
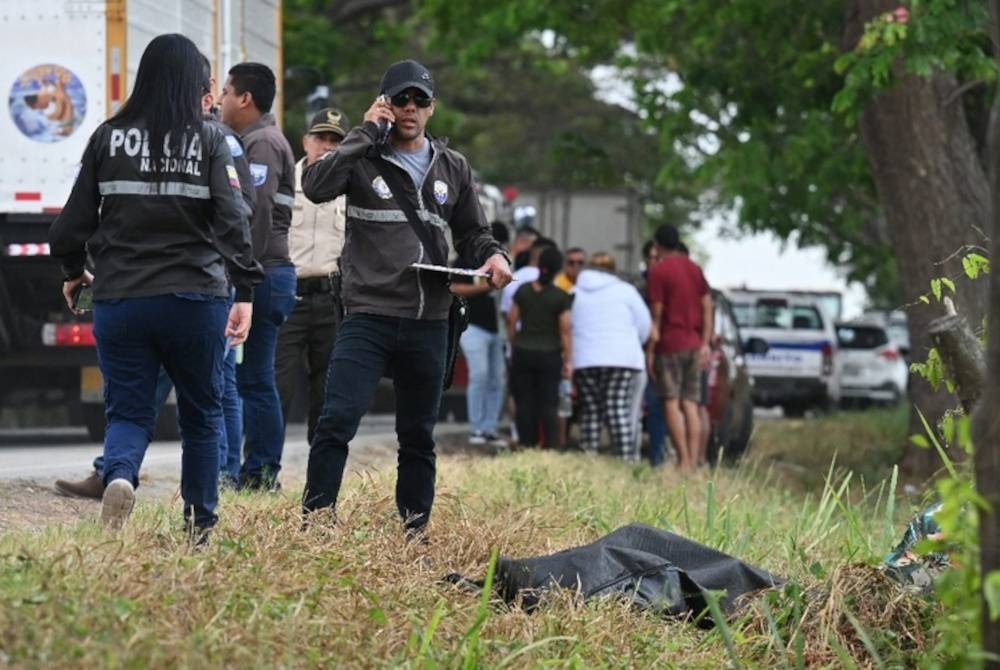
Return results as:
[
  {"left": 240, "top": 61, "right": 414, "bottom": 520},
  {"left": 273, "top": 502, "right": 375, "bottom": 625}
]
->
[{"left": 727, "top": 289, "right": 840, "bottom": 417}]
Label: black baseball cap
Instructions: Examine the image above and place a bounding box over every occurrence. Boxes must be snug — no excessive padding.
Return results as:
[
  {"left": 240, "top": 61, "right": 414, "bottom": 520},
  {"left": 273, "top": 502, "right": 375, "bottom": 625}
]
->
[
  {"left": 379, "top": 59, "right": 434, "bottom": 97},
  {"left": 307, "top": 107, "right": 348, "bottom": 138}
]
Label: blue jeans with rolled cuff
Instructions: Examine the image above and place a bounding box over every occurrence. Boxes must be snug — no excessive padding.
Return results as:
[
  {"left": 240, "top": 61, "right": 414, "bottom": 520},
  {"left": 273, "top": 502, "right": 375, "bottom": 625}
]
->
[{"left": 93, "top": 293, "right": 228, "bottom": 530}]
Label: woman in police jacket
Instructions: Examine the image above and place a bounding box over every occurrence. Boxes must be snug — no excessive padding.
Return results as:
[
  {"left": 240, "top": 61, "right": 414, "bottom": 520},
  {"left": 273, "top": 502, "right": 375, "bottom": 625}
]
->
[{"left": 49, "top": 33, "right": 262, "bottom": 538}]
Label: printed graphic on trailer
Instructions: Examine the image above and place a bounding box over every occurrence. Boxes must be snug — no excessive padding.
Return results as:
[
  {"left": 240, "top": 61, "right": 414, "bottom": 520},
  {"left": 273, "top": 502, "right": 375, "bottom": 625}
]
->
[{"left": 8, "top": 64, "right": 87, "bottom": 143}]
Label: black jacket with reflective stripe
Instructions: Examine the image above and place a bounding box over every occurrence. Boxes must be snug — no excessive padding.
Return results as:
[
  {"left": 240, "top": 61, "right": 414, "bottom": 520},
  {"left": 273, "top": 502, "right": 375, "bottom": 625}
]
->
[
  {"left": 302, "top": 121, "right": 504, "bottom": 320},
  {"left": 49, "top": 120, "right": 262, "bottom": 301},
  {"left": 240, "top": 114, "right": 295, "bottom": 267}
]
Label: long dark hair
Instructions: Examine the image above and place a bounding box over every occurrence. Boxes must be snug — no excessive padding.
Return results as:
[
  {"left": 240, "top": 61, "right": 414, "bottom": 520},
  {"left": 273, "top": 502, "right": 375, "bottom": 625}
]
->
[{"left": 109, "top": 34, "right": 206, "bottom": 161}]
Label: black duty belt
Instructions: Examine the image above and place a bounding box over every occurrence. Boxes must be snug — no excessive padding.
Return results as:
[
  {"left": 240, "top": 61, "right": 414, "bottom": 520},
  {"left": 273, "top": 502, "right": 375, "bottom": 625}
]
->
[{"left": 296, "top": 274, "right": 338, "bottom": 295}]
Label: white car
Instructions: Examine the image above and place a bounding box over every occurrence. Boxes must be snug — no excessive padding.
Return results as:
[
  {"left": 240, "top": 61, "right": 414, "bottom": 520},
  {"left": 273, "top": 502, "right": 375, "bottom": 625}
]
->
[
  {"left": 729, "top": 290, "right": 840, "bottom": 417},
  {"left": 835, "top": 322, "right": 908, "bottom": 407}
]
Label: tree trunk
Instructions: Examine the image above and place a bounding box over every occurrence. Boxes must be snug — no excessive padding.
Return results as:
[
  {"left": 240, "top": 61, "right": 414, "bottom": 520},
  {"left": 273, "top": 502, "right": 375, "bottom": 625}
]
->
[
  {"left": 973, "top": 193, "right": 1000, "bottom": 669},
  {"left": 975, "top": 1, "right": 1000, "bottom": 663},
  {"left": 844, "top": 0, "right": 991, "bottom": 481}
]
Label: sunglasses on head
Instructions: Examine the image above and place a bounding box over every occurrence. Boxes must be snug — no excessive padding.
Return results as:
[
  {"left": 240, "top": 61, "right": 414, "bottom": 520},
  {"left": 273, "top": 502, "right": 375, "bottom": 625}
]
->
[{"left": 389, "top": 90, "right": 433, "bottom": 108}]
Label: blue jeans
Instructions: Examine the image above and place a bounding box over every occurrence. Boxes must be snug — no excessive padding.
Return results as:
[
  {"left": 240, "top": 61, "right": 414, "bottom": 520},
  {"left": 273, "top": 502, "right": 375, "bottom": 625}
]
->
[
  {"left": 644, "top": 378, "right": 667, "bottom": 466},
  {"left": 219, "top": 345, "right": 242, "bottom": 482},
  {"left": 93, "top": 344, "right": 242, "bottom": 483},
  {"left": 92, "top": 369, "right": 173, "bottom": 475},
  {"left": 238, "top": 264, "right": 296, "bottom": 487},
  {"left": 303, "top": 314, "right": 447, "bottom": 531},
  {"left": 459, "top": 325, "right": 505, "bottom": 435},
  {"left": 93, "top": 294, "right": 228, "bottom": 529}
]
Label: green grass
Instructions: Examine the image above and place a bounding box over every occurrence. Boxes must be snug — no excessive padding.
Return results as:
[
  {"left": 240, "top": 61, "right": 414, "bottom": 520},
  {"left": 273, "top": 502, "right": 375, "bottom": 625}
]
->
[
  {"left": 748, "top": 405, "right": 909, "bottom": 490},
  {"left": 0, "top": 408, "right": 938, "bottom": 668}
]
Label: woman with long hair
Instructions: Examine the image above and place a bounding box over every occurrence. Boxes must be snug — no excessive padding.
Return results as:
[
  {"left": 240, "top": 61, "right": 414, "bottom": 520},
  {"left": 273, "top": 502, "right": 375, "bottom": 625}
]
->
[
  {"left": 507, "top": 246, "right": 573, "bottom": 448},
  {"left": 49, "top": 33, "right": 262, "bottom": 539}
]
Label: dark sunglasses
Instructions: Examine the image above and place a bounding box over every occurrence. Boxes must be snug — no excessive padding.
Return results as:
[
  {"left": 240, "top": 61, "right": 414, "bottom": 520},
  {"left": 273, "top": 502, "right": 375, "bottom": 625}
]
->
[
  {"left": 390, "top": 90, "right": 433, "bottom": 108},
  {"left": 566, "top": 259, "right": 585, "bottom": 266}
]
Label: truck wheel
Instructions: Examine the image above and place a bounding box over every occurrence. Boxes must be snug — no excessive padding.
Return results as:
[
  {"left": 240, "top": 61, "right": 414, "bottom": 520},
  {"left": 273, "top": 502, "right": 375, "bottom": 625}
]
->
[
  {"left": 83, "top": 404, "right": 106, "bottom": 443},
  {"left": 782, "top": 403, "right": 806, "bottom": 419},
  {"left": 727, "top": 398, "right": 754, "bottom": 461},
  {"left": 153, "top": 404, "right": 181, "bottom": 442}
]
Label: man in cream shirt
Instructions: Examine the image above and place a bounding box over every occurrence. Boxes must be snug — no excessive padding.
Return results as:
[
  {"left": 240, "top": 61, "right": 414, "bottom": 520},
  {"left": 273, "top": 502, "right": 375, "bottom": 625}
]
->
[{"left": 276, "top": 108, "right": 348, "bottom": 442}]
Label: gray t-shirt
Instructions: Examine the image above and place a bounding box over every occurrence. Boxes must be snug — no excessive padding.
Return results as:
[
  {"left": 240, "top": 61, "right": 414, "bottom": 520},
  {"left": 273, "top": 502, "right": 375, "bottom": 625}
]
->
[{"left": 390, "top": 140, "right": 433, "bottom": 190}]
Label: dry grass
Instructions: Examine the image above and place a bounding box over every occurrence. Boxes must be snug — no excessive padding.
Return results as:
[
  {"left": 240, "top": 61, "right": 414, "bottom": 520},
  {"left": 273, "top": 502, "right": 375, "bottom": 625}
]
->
[{"left": 0, "top": 422, "right": 935, "bottom": 668}]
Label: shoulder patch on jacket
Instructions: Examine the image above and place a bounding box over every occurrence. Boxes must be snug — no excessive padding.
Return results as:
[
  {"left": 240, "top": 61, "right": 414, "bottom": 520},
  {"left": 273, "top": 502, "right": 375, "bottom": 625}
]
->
[
  {"left": 249, "top": 163, "right": 268, "bottom": 187},
  {"left": 225, "top": 134, "right": 244, "bottom": 158},
  {"left": 226, "top": 165, "right": 241, "bottom": 189}
]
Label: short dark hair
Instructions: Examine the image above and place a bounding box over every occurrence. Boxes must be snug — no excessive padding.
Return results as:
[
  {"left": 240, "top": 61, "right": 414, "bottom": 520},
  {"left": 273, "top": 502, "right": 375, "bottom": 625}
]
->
[
  {"left": 642, "top": 240, "right": 655, "bottom": 259},
  {"left": 228, "top": 62, "right": 276, "bottom": 113},
  {"left": 531, "top": 236, "right": 557, "bottom": 250},
  {"left": 516, "top": 225, "right": 539, "bottom": 238},
  {"left": 490, "top": 221, "right": 510, "bottom": 245},
  {"left": 565, "top": 247, "right": 586, "bottom": 257},
  {"left": 654, "top": 224, "right": 680, "bottom": 251}
]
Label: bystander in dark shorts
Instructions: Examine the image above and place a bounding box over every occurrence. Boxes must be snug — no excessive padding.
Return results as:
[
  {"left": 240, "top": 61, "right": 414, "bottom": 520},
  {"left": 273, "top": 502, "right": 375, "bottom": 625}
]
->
[{"left": 656, "top": 349, "right": 701, "bottom": 402}]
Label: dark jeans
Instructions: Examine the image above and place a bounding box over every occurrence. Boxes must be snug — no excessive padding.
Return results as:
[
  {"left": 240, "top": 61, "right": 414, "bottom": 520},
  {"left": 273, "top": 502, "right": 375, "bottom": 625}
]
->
[
  {"left": 275, "top": 289, "right": 340, "bottom": 443},
  {"left": 93, "top": 293, "right": 228, "bottom": 529},
  {"left": 510, "top": 347, "right": 562, "bottom": 447},
  {"left": 238, "top": 264, "right": 296, "bottom": 487},
  {"left": 303, "top": 313, "right": 447, "bottom": 531},
  {"left": 644, "top": 377, "right": 667, "bottom": 466},
  {"left": 92, "top": 367, "right": 173, "bottom": 475},
  {"left": 93, "top": 339, "right": 241, "bottom": 482}
]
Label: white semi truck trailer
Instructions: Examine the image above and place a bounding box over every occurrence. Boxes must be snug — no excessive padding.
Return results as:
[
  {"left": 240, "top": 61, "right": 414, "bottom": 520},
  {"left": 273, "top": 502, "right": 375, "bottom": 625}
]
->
[{"left": 0, "top": 0, "right": 282, "bottom": 439}]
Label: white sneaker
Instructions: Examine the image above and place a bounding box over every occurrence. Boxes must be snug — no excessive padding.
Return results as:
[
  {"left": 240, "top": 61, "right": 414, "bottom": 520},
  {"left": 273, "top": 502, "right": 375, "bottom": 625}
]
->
[
  {"left": 101, "top": 478, "right": 135, "bottom": 531},
  {"left": 468, "top": 432, "right": 487, "bottom": 445}
]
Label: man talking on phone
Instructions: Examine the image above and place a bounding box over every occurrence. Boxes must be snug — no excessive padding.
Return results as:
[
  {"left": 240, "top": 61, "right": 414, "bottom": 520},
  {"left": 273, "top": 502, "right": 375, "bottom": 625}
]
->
[{"left": 301, "top": 59, "right": 512, "bottom": 538}]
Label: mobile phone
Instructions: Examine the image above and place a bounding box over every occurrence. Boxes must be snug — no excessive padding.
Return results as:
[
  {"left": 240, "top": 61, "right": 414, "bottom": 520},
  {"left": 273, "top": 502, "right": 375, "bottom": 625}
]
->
[
  {"left": 376, "top": 94, "right": 393, "bottom": 144},
  {"left": 71, "top": 283, "right": 94, "bottom": 311}
]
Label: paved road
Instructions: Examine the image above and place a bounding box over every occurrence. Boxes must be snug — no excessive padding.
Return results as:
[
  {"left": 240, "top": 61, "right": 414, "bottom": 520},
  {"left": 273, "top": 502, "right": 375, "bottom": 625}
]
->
[{"left": 0, "top": 415, "right": 459, "bottom": 481}]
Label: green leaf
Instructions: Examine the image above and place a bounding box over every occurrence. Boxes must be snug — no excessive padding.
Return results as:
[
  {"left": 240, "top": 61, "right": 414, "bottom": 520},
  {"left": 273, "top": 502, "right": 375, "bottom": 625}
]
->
[
  {"left": 910, "top": 434, "right": 930, "bottom": 449},
  {"left": 985, "top": 571, "right": 1000, "bottom": 621},
  {"left": 931, "top": 278, "right": 943, "bottom": 301},
  {"left": 941, "top": 277, "right": 955, "bottom": 293}
]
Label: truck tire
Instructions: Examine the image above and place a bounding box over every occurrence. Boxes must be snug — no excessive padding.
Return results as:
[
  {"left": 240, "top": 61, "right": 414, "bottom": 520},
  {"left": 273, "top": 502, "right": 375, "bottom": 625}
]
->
[
  {"left": 153, "top": 404, "right": 181, "bottom": 442},
  {"left": 782, "top": 403, "right": 807, "bottom": 419},
  {"left": 83, "top": 404, "right": 106, "bottom": 443}
]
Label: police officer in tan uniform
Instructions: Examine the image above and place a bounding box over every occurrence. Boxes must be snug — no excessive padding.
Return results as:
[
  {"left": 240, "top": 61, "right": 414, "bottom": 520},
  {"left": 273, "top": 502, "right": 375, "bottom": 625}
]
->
[{"left": 276, "top": 108, "right": 348, "bottom": 443}]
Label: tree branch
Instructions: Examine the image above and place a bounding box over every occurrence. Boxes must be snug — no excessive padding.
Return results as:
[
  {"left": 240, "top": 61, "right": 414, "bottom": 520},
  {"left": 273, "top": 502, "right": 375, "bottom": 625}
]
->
[
  {"left": 326, "top": 0, "right": 412, "bottom": 25},
  {"left": 928, "top": 308, "right": 986, "bottom": 414}
]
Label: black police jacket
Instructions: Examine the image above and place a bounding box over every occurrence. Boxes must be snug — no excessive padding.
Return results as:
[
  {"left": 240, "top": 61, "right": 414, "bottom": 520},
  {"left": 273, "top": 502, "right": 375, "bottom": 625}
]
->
[
  {"left": 49, "top": 120, "right": 262, "bottom": 302},
  {"left": 302, "top": 121, "right": 504, "bottom": 320}
]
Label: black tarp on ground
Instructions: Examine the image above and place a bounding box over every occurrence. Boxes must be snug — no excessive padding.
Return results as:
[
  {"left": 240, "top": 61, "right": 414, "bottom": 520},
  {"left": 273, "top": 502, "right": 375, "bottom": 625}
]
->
[{"left": 491, "top": 523, "right": 783, "bottom": 618}]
